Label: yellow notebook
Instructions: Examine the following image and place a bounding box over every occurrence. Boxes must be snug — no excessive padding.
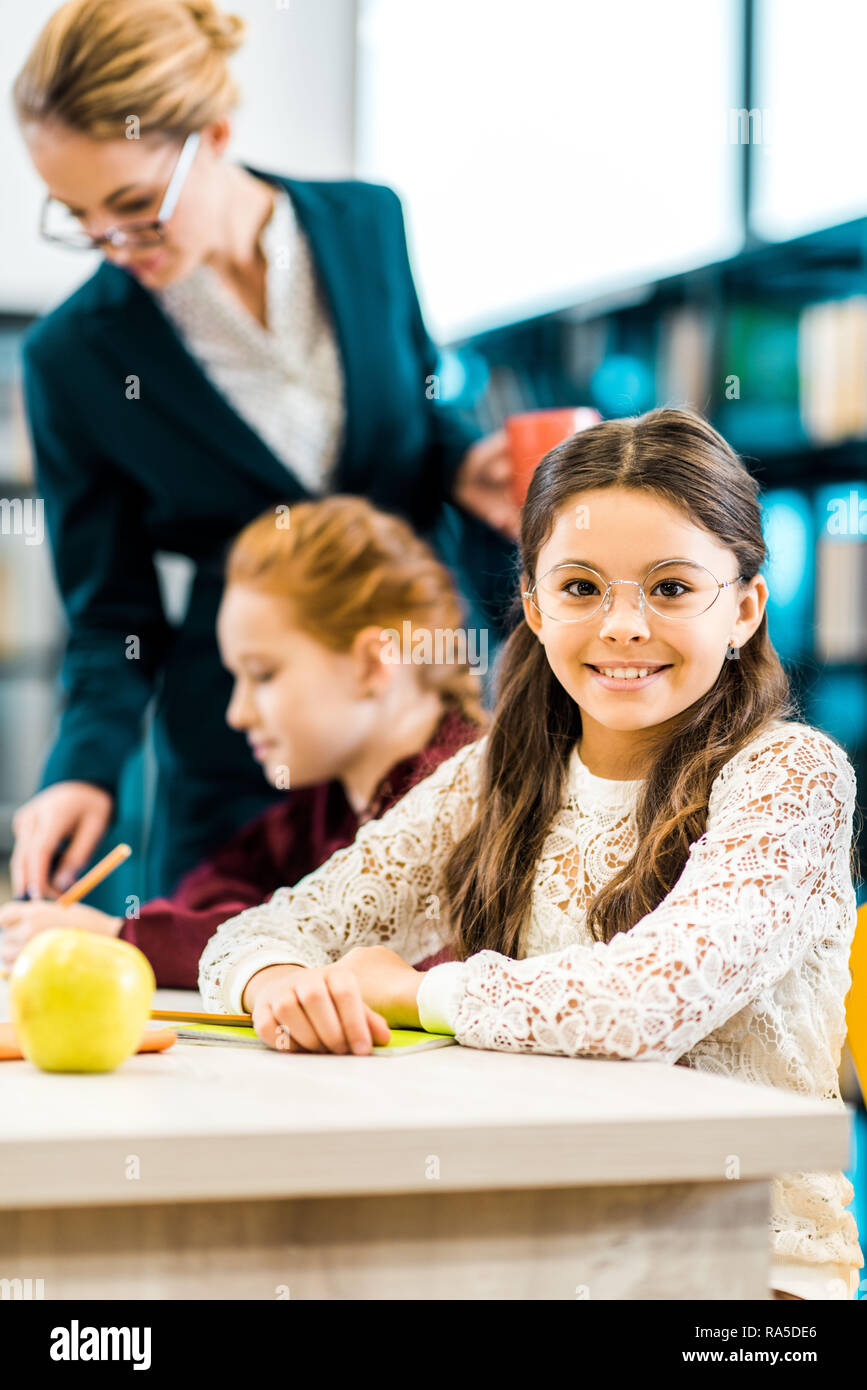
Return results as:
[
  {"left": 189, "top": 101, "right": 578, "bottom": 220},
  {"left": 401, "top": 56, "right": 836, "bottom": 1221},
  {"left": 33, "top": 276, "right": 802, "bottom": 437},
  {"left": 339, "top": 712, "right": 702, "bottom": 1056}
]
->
[{"left": 162, "top": 1021, "right": 456, "bottom": 1055}]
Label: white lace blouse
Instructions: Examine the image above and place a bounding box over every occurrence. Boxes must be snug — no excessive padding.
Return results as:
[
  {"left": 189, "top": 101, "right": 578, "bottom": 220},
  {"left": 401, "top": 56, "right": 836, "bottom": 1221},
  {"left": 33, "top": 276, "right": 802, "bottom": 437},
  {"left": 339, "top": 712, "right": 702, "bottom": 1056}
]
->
[
  {"left": 197, "top": 717, "right": 863, "bottom": 1299},
  {"left": 155, "top": 180, "right": 345, "bottom": 496}
]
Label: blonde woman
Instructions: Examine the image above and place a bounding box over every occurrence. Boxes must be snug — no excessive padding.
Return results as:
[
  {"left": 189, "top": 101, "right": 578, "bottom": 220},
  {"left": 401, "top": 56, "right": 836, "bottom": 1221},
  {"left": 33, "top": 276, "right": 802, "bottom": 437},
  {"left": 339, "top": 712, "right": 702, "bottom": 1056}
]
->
[
  {"left": 0, "top": 496, "right": 488, "bottom": 987},
  {"left": 10, "top": 0, "right": 516, "bottom": 904}
]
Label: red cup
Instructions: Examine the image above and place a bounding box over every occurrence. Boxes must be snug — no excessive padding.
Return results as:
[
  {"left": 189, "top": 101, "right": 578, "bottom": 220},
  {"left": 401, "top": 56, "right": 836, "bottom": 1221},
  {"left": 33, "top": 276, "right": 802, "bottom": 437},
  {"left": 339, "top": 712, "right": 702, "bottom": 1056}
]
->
[{"left": 505, "top": 407, "right": 601, "bottom": 508}]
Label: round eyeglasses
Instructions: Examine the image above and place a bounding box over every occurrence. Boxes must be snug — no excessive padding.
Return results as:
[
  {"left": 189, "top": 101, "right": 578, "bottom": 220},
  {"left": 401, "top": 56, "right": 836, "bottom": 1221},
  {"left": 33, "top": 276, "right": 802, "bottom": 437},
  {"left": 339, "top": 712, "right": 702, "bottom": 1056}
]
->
[
  {"left": 523, "top": 560, "right": 746, "bottom": 623},
  {"left": 39, "top": 131, "right": 200, "bottom": 251}
]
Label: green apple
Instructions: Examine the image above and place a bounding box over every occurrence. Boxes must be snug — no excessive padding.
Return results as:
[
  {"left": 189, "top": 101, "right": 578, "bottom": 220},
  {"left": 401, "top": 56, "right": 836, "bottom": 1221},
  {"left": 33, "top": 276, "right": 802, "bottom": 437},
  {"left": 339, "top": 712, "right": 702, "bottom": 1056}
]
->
[{"left": 9, "top": 928, "right": 155, "bottom": 1073}]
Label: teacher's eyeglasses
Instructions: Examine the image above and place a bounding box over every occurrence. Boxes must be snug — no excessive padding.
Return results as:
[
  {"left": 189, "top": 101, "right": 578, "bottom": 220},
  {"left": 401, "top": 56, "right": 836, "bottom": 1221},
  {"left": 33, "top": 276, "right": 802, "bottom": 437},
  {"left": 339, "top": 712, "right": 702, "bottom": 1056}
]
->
[
  {"left": 39, "top": 131, "right": 201, "bottom": 251},
  {"left": 523, "top": 560, "right": 746, "bottom": 623}
]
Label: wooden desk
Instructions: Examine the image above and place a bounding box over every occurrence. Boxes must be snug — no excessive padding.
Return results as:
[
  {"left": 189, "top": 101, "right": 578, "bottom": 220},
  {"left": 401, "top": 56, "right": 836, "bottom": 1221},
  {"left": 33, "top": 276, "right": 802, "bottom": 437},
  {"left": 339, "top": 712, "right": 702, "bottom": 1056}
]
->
[{"left": 0, "top": 986, "right": 853, "bottom": 1300}]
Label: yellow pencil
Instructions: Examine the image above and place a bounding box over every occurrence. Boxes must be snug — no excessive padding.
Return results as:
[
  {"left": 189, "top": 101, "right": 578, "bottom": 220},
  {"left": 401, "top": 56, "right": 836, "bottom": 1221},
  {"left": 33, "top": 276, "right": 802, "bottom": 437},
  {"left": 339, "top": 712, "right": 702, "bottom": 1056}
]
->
[
  {"left": 0, "top": 843, "right": 132, "bottom": 978},
  {"left": 149, "top": 1009, "right": 253, "bottom": 1026},
  {"left": 54, "top": 842, "right": 132, "bottom": 906}
]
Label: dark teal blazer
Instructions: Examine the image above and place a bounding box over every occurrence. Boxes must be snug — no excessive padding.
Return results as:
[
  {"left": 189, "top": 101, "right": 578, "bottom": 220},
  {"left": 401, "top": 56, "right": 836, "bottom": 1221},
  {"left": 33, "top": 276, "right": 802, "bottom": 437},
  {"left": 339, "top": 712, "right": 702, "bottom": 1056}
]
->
[{"left": 21, "top": 170, "right": 489, "bottom": 896}]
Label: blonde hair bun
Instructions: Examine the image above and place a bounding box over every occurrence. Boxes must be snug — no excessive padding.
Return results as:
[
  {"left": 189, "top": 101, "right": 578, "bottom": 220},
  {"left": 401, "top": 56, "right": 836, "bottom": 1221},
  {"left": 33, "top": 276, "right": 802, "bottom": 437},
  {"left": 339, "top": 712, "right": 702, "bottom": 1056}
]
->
[
  {"left": 184, "top": 1, "right": 245, "bottom": 54},
  {"left": 14, "top": 0, "right": 248, "bottom": 138}
]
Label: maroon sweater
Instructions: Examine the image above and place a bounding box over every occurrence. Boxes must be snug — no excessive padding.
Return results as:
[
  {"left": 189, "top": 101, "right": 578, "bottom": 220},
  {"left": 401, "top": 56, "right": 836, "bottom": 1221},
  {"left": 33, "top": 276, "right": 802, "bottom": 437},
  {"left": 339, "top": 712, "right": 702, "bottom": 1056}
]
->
[{"left": 119, "top": 704, "right": 482, "bottom": 988}]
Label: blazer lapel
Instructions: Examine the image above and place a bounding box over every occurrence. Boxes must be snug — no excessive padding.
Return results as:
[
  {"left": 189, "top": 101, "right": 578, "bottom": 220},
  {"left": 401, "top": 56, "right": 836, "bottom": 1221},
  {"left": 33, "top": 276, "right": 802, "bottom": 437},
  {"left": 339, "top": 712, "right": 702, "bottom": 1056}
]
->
[
  {"left": 80, "top": 261, "right": 310, "bottom": 499},
  {"left": 78, "top": 168, "right": 386, "bottom": 501},
  {"left": 247, "top": 167, "right": 387, "bottom": 496}
]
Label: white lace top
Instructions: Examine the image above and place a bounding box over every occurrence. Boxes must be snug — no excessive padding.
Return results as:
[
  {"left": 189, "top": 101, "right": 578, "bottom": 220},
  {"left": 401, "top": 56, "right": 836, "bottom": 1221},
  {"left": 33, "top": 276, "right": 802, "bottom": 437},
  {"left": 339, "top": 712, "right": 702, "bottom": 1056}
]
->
[
  {"left": 197, "top": 717, "right": 863, "bottom": 1299},
  {"left": 156, "top": 180, "right": 345, "bottom": 495}
]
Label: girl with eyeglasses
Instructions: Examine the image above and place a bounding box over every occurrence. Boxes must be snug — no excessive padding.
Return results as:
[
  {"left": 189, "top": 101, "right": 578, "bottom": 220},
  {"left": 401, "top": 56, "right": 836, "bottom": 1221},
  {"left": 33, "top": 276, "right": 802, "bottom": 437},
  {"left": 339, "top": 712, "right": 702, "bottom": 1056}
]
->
[
  {"left": 9, "top": 0, "right": 517, "bottom": 907},
  {"left": 198, "top": 407, "right": 863, "bottom": 1302}
]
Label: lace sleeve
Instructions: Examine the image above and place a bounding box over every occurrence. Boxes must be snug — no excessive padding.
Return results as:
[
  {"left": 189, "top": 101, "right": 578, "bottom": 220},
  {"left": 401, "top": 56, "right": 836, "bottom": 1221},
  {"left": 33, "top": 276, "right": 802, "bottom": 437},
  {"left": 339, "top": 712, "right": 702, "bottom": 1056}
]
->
[
  {"left": 197, "top": 735, "right": 486, "bottom": 1012},
  {"left": 421, "top": 726, "right": 857, "bottom": 1060}
]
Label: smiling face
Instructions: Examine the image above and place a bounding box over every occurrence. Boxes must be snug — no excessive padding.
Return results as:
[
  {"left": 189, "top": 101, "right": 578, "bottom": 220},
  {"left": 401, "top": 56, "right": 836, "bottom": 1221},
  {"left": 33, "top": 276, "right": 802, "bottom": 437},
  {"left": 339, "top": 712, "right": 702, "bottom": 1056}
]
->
[
  {"left": 521, "top": 487, "right": 768, "bottom": 777},
  {"left": 23, "top": 120, "right": 231, "bottom": 289},
  {"left": 217, "top": 585, "right": 388, "bottom": 789}
]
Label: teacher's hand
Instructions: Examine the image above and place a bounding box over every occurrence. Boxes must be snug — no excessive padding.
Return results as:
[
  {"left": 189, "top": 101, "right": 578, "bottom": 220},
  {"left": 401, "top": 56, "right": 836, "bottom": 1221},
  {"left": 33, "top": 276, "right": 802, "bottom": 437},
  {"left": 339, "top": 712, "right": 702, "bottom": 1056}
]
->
[
  {"left": 452, "top": 430, "right": 521, "bottom": 540},
  {"left": 10, "top": 782, "right": 114, "bottom": 900}
]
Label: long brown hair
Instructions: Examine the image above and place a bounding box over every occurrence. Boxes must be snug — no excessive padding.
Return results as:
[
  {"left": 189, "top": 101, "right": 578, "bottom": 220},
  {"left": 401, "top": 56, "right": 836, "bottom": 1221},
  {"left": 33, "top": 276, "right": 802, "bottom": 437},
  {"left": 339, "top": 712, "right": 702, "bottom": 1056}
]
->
[
  {"left": 225, "top": 495, "right": 490, "bottom": 730},
  {"left": 441, "top": 406, "right": 848, "bottom": 959}
]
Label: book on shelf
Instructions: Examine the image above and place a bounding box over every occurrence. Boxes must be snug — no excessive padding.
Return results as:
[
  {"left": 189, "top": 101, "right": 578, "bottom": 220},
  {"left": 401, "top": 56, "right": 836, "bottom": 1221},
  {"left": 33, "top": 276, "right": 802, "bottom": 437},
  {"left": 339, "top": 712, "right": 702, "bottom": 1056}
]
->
[
  {"left": 0, "top": 535, "right": 65, "bottom": 661},
  {"left": 714, "top": 303, "right": 803, "bottom": 452},
  {"left": 798, "top": 295, "right": 867, "bottom": 446},
  {"left": 0, "top": 329, "right": 33, "bottom": 486},
  {"left": 655, "top": 304, "right": 714, "bottom": 415},
  {"left": 814, "top": 533, "right": 867, "bottom": 663}
]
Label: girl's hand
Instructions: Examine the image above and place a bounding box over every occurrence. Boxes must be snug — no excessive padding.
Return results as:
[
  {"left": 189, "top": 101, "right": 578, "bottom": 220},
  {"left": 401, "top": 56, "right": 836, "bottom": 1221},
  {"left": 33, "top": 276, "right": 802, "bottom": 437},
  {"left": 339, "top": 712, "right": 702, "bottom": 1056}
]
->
[
  {"left": 10, "top": 782, "right": 114, "bottom": 899},
  {"left": 337, "top": 945, "right": 423, "bottom": 1028},
  {"left": 452, "top": 430, "right": 521, "bottom": 540},
  {"left": 245, "top": 962, "right": 391, "bottom": 1055},
  {"left": 244, "top": 948, "right": 423, "bottom": 1055},
  {"left": 0, "top": 901, "right": 123, "bottom": 967}
]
